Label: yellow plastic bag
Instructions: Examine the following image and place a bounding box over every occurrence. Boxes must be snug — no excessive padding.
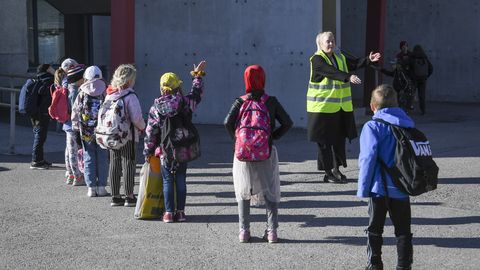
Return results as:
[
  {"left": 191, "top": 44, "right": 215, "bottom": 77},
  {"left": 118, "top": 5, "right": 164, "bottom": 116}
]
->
[{"left": 134, "top": 157, "right": 164, "bottom": 219}]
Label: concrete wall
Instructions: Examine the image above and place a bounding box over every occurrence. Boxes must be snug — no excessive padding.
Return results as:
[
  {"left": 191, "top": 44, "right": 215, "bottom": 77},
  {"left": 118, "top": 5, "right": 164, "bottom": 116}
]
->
[
  {"left": 92, "top": 15, "right": 111, "bottom": 79},
  {"left": 135, "top": 0, "right": 322, "bottom": 127},
  {"left": 342, "top": 0, "right": 480, "bottom": 103},
  {"left": 341, "top": 0, "right": 368, "bottom": 103},
  {"left": 0, "top": 0, "right": 30, "bottom": 85}
]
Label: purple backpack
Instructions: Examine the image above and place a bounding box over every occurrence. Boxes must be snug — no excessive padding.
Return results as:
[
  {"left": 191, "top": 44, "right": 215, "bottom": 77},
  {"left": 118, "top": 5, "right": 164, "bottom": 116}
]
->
[{"left": 235, "top": 93, "right": 271, "bottom": 161}]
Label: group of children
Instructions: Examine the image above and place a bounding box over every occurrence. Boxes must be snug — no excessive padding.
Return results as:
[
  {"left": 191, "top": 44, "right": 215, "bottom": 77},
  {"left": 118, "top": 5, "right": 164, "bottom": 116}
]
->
[
  {"left": 34, "top": 54, "right": 415, "bottom": 269},
  {"left": 55, "top": 59, "right": 206, "bottom": 214}
]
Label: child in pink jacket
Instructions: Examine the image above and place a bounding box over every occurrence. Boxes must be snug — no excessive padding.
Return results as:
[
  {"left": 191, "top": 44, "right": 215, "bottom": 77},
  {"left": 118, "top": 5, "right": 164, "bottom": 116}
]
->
[{"left": 105, "top": 64, "right": 146, "bottom": 207}]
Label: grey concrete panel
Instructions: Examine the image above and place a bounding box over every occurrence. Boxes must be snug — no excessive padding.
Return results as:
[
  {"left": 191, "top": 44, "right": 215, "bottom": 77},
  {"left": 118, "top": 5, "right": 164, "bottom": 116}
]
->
[
  {"left": 135, "top": 0, "right": 322, "bottom": 127},
  {"left": 0, "top": 0, "right": 29, "bottom": 75},
  {"left": 343, "top": 0, "right": 480, "bottom": 103}
]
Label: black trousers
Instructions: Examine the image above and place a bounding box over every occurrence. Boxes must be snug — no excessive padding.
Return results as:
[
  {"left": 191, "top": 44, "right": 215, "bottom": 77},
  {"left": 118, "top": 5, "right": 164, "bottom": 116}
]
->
[
  {"left": 30, "top": 114, "right": 50, "bottom": 162},
  {"left": 316, "top": 142, "right": 346, "bottom": 171},
  {"left": 367, "top": 197, "right": 413, "bottom": 268},
  {"left": 368, "top": 196, "right": 411, "bottom": 236},
  {"left": 416, "top": 80, "right": 427, "bottom": 114}
]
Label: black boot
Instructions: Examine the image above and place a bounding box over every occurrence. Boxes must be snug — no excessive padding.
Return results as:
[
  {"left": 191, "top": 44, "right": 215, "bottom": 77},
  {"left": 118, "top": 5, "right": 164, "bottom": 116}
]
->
[
  {"left": 366, "top": 232, "right": 383, "bottom": 270},
  {"left": 396, "top": 233, "right": 413, "bottom": 270},
  {"left": 332, "top": 168, "right": 348, "bottom": 183}
]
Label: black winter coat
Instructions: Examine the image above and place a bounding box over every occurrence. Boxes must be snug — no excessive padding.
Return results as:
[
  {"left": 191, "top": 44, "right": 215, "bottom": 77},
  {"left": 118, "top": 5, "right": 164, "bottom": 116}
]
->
[
  {"left": 36, "top": 72, "right": 54, "bottom": 117},
  {"left": 224, "top": 90, "right": 293, "bottom": 146}
]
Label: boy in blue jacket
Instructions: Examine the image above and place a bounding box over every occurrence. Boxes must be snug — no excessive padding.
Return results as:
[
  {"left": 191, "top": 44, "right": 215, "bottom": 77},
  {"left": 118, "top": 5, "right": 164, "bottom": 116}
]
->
[{"left": 358, "top": 84, "right": 413, "bottom": 270}]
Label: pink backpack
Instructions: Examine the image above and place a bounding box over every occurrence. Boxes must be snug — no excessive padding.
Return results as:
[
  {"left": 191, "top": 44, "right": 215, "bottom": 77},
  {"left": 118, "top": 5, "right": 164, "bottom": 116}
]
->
[
  {"left": 48, "top": 85, "right": 70, "bottom": 123},
  {"left": 234, "top": 93, "right": 271, "bottom": 161}
]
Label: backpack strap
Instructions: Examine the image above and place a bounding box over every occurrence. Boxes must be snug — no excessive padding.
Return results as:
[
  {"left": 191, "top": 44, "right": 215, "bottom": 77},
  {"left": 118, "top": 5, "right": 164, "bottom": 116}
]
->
[
  {"left": 119, "top": 91, "right": 136, "bottom": 150},
  {"left": 260, "top": 93, "right": 270, "bottom": 103},
  {"left": 373, "top": 118, "right": 391, "bottom": 208}
]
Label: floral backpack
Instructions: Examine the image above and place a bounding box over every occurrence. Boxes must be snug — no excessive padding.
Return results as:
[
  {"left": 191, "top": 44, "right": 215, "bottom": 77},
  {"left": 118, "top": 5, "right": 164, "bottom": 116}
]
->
[
  {"left": 95, "top": 92, "right": 134, "bottom": 150},
  {"left": 158, "top": 93, "right": 201, "bottom": 165},
  {"left": 234, "top": 93, "right": 271, "bottom": 161},
  {"left": 78, "top": 92, "right": 104, "bottom": 142}
]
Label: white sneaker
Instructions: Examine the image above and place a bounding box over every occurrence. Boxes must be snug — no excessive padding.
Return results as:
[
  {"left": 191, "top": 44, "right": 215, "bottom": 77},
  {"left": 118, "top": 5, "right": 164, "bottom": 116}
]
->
[
  {"left": 96, "top": 186, "right": 109, "bottom": 197},
  {"left": 87, "top": 187, "right": 97, "bottom": 197}
]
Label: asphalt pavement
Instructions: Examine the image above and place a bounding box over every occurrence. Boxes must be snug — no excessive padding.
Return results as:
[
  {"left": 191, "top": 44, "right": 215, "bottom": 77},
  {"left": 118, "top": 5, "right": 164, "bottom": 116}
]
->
[{"left": 0, "top": 102, "right": 479, "bottom": 270}]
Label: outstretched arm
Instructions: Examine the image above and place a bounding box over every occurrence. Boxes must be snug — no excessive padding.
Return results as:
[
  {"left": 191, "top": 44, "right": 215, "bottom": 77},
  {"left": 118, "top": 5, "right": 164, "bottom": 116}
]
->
[{"left": 184, "top": 60, "right": 206, "bottom": 112}]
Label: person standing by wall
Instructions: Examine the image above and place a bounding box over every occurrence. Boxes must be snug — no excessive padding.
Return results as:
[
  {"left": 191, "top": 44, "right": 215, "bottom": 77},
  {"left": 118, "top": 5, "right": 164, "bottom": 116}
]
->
[
  {"left": 307, "top": 31, "right": 381, "bottom": 183},
  {"left": 105, "top": 64, "right": 146, "bottom": 207},
  {"left": 357, "top": 84, "right": 414, "bottom": 270},
  {"left": 71, "top": 66, "right": 109, "bottom": 197},
  {"left": 144, "top": 61, "right": 206, "bottom": 222},
  {"left": 64, "top": 63, "right": 86, "bottom": 186},
  {"left": 409, "top": 45, "right": 433, "bottom": 115},
  {"left": 224, "top": 65, "right": 293, "bottom": 243},
  {"left": 29, "top": 64, "right": 55, "bottom": 169},
  {"left": 396, "top": 41, "right": 410, "bottom": 70}
]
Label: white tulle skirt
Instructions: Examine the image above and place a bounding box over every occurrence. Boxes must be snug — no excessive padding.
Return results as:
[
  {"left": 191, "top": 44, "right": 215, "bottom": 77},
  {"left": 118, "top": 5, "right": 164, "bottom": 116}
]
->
[{"left": 232, "top": 146, "right": 281, "bottom": 205}]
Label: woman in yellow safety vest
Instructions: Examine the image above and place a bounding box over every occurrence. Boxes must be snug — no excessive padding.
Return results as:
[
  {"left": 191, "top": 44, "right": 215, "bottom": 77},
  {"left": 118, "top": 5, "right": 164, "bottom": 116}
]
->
[{"left": 307, "top": 31, "right": 381, "bottom": 183}]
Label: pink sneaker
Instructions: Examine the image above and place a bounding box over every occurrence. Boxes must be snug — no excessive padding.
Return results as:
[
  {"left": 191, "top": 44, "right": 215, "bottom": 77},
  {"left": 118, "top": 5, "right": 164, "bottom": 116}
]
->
[
  {"left": 163, "top": 212, "right": 174, "bottom": 223},
  {"left": 239, "top": 229, "right": 251, "bottom": 243},
  {"left": 175, "top": 211, "right": 187, "bottom": 222},
  {"left": 263, "top": 229, "right": 278, "bottom": 243}
]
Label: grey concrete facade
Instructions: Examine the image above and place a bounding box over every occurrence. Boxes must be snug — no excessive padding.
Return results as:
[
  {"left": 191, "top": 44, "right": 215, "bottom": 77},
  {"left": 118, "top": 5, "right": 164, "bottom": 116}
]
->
[
  {"left": 134, "top": 0, "right": 322, "bottom": 127},
  {"left": 1, "top": 1, "right": 479, "bottom": 125},
  {"left": 0, "top": 0, "right": 29, "bottom": 82},
  {"left": 342, "top": 0, "right": 480, "bottom": 103}
]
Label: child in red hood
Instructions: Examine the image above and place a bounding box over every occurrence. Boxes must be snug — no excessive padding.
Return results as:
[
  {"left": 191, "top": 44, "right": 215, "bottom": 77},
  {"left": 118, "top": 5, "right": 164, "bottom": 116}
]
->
[{"left": 224, "top": 65, "right": 293, "bottom": 243}]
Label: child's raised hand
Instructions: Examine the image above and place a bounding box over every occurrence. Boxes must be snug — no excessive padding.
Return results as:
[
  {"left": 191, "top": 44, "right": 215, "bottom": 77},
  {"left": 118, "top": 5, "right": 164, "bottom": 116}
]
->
[{"left": 193, "top": 60, "right": 206, "bottom": 73}]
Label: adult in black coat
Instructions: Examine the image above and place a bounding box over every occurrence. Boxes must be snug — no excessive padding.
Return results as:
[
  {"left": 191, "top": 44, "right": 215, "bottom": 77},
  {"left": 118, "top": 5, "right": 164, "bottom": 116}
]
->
[
  {"left": 409, "top": 45, "right": 433, "bottom": 115},
  {"left": 308, "top": 31, "right": 380, "bottom": 183}
]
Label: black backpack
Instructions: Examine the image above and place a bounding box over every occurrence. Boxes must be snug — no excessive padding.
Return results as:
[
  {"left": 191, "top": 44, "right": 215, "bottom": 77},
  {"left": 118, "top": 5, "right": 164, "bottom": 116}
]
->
[
  {"left": 413, "top": 58, "right": 429, "bottom": 79},
  {"left": 24, "top": 79, "right": 44, "bottom": 117},
  {"left": 375, "top": 119, "right": 439, "bottom": 196},
  {"left": 160, "top": 101, "right": 200, "bottom": 166}
]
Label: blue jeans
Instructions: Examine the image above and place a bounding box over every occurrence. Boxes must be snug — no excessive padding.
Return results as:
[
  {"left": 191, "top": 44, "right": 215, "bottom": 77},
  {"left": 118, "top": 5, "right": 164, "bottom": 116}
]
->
[
  {"left": 161, "top": 162, "right": 187, "bottom": 212},
  {"left": 82, "top": 139, "right": 108, "bottom": 188},
  {"left": 31, "top": 115, "right": 50, "bottom": 162}
]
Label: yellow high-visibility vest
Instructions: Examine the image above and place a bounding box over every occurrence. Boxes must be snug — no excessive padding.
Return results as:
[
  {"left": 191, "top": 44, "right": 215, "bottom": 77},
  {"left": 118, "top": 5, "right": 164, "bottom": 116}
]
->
[{"left": 306, "top": 50, "right": 353, "bottom": 113}]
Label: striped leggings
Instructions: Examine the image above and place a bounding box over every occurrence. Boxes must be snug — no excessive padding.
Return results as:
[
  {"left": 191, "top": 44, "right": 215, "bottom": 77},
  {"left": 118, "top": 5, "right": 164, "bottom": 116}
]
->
[{"left": 109, "top": 140, "right": 136, "bottom": 197}]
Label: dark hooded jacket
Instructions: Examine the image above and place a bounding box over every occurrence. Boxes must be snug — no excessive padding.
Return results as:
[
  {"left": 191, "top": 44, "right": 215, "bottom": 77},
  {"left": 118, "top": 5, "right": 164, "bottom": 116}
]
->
[
  {"left": 224, "top": 65, "right": 293, "bottom": 146},
  {"left": 36, "top": 71, "right": 54, "bottom": 117},
  {"left": 409, "top": 46, "right": 433, "bottom": 81}
]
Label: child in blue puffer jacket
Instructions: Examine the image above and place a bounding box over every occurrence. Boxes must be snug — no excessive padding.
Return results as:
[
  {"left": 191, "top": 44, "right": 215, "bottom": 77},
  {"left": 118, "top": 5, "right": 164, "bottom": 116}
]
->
[{"left": 357, "top": 84, "right": 414, "bottom": 270}]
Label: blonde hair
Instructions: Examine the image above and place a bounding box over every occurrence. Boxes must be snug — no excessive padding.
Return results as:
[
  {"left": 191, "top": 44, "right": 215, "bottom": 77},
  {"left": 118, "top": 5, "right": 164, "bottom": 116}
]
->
[
  {"left": 111, "top": 64, "right": 136, "bottom": 89},
  {"left": 371, "top": 84, "right": 398, "bottom": 110},
  {"left": 54, "top": 68, "right": 66, "bottom": 86},
  {"left": 316, "top": 31, "right": 334, "bottom": 51}
]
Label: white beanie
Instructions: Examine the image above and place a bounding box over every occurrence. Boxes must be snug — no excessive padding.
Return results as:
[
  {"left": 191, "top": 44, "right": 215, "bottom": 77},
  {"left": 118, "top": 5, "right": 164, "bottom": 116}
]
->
[
  {"left": 83, "top": 66, "right": 103, "bottom": 81},
  {"left": 61, "top": 58, "right": 78, "bottom": 71}
]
